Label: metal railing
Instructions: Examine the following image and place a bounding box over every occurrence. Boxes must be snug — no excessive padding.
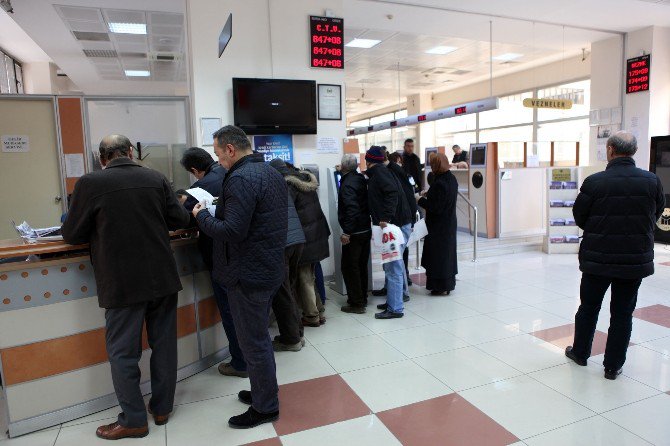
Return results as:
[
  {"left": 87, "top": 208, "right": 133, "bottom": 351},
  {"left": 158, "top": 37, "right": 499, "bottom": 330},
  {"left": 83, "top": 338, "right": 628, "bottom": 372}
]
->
[{"left": 458, "top": 191, "right": 478, "bottom": 262}]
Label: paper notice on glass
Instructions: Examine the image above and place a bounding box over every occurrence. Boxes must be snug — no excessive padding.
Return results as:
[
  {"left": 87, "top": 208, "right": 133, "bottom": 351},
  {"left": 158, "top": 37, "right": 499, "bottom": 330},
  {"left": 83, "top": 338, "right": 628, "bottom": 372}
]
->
[
  {"left": 65, "top": 153, "right": 85, "bottom": 177},
  {"left": 317, "top": 137, "right": 340, "bottom": 154},
  {"left": 527, "top": 154, "right": 540, "bottom": 167},
  {"left": 597, "top": 144, "right": 607, "bottom": 161},
  {"left": 185, "top": 187, "right": 214, "bottom": 205}
]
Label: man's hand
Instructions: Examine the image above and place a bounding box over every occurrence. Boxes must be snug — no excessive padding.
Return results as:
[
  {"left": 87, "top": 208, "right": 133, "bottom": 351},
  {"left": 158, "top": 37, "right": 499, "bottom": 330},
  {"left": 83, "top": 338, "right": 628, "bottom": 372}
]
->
[
  {"left": 340, "top": 234, "right": 350, "bottom": 245},
  {"left": 192, "top": 201, "right": 206, "bottom": 218},
  {"left": 379, "top": 221, "right": 388, "bottom": 228}
]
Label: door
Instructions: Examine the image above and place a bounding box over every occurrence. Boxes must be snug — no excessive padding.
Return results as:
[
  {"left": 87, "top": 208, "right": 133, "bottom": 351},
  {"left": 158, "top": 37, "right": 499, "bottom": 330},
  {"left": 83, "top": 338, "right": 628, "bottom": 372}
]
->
[{"left": 0, "top": 98, "right": 63, "bottom": 240}]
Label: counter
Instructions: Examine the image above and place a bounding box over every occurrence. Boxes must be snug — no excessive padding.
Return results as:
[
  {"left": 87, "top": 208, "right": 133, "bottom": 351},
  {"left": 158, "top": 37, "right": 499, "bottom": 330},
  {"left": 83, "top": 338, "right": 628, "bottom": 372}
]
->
[{"left": 0, "top": 234, "right": 228, "bottom": 437}]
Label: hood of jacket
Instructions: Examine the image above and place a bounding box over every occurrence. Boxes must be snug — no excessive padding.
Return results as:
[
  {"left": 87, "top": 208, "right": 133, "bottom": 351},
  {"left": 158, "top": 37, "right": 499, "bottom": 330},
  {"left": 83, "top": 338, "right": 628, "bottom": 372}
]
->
[{"left": 286, "top": 171, "right": 319, "bottom": 193}]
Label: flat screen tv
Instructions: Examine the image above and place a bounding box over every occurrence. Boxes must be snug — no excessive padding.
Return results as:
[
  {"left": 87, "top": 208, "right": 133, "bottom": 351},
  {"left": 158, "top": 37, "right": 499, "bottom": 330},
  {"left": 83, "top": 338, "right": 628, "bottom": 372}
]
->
[{"left": 232, "top": 78, "right": 317, "bottom": 135}]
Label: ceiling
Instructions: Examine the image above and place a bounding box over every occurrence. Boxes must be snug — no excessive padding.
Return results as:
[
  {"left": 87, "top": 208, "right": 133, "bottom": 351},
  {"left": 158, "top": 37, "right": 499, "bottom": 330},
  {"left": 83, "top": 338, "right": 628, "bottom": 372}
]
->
[{"left": 0, "top": 9, "right": 51, "bottom": 63}]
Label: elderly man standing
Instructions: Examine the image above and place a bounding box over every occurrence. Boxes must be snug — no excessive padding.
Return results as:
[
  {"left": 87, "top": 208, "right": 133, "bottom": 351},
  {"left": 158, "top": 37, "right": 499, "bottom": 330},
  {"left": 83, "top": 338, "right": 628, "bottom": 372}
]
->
[
  {"left": 338, "top": 153, "right": 371, "bottom": 314},
  {"left": 193, "top": 125, "right": 287, "bottom": 428},
  {"left": 566, "top": 131, "right": 665, "bottom": 380},
  {"left": 62, "top": 135, "right": 191, "bottom": 440}
]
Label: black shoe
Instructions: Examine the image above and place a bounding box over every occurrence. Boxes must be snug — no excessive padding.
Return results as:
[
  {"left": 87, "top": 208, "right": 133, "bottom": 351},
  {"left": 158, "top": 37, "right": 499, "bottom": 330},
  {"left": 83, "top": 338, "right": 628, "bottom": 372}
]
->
[
  {"left": 403, "top": 295, "right": 410, "bottom": 302},
  {"left": 604, "top": 368, "right": 622, "bottom": 380},
  {"left": 377, "top": 303, "right": 388, "bottom": 310},
  {"left": 430, "top": 290, "right": 450, "bottom": 296},
  {"left": 565, "top": 346, "right": 587, "bottom": 366},
  {"left": 375, "top": 310, "right": 404, "bottom": 319},
  {"left": 341, "top": 305, "right": 366, "bottom": 314},
  {"left": 228, "top": 407, "right": 279, "bottom": 429},
  {"left": 407, "top": 277, "right": 413, "bottom": 286},
  {"left": 238, "top": 390, "right": 252, "bottom": 405},
  {"left": 371, "top": 287, "right": 387, "bottom": 297}
]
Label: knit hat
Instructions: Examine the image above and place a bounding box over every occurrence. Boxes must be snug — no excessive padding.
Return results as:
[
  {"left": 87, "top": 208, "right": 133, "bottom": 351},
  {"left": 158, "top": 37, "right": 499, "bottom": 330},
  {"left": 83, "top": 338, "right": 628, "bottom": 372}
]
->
[{"left": 365, "top": 145, "right": 385, "bottom": 163}]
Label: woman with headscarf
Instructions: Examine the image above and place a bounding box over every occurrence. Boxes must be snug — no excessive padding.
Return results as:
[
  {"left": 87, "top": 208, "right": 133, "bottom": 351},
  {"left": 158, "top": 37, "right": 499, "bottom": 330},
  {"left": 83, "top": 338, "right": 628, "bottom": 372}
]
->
[{"left": 417, "top": 153, "right": 458, "bottom": 295}]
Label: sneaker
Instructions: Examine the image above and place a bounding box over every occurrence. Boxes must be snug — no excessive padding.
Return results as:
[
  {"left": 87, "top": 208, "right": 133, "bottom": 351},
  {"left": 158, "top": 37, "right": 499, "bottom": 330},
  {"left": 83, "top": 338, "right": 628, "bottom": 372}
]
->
[
  {"left": 375, "top": 310, "right": 404, "bottom": 319},
  {"left": 565, "top": 346, "right": 587, "bottom": 366},
  {"left": 228, "top": 407, "right": 279, "bottom": 429},
  {"left": 341, "top": 305, "right": 366, "bottom": 314},
  {"left": 272, "top": 340, "right": 303, "bottom": 352},
  {"left": 371, "top": 287, "right": 387, "bottom": 296},
  {"left": 604, "top": 368, "right": 623, "bottom": 380},
  {"left": 218, "top": 362, "right": 249, "bottom": 378},
  {"left": 238, "top": 390, "right": 252, "bottom": 405}
]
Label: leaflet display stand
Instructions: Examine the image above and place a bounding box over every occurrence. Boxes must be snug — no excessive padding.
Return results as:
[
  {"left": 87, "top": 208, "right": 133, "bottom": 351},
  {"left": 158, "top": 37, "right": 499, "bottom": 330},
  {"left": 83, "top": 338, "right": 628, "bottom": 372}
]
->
[{"left": 544, "top": 167, "right": 581, "bottom": 254}]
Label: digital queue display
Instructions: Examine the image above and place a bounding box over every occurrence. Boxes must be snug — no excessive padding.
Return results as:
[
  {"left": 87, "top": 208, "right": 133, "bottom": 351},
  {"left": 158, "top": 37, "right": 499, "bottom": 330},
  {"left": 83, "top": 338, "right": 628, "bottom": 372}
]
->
[
  {"left": 310, "top": 15, "right": 344, "bottom": 69},
  {"left": 626, "top": 54, "right": 651, "bottom": 94},
  {"left": 454, "top": 106, "right": 467, "bottom": 115}
]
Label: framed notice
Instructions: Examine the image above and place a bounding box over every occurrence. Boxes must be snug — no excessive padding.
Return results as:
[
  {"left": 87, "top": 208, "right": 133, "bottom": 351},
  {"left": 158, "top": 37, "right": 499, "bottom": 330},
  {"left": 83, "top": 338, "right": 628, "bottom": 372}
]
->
[
  {"left": 201, "top": 117, "right": 221, "bottom": 146},
  {"left": 318, "top": 84, "right": 341, "bottom": 120}
]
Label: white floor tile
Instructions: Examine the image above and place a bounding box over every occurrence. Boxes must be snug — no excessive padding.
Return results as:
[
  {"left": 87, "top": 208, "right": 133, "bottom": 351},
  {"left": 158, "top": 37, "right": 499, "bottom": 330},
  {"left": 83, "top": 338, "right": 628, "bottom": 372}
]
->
[
  {"left": 340, "top": 360, "right": 451, "bottom": 412},
  {"left": 530, "top": 364, "right": 661, "bottom": 413},
  {"left": 350, "top": 310, "right": 431, "bottom": 334},
  {"left": 629, "top": 319, "right": 670, "bottom": 343},
  {"left": 639, "top": 335, "right": 670, "bottom": 356},
  {"left": 452, "top": 292, "right": 527, "bottom": 314},
  {"left": 488, "top": 307, "right": 570, "bottom": 333},
  {"left": 603, "top": 393, "right": 670, "bottom": 446},
  {"left": 280, "top": 415, "right": 402, "bottom": 446},
  {"left": 303, "top": 316, "right": 373, "bottom": 345},
  {"left": 529, "top": 298, "right": 580, "bottom": 320},
  {"left": 524, "top": 416, "right": 650, "bottom": 446},
  {"left": 478, "top": 334, "right": 569, "bottom": 373},
  {"left": 377, "top": 324, "right": 468, "bottom": 358},
  {"left": 314, "top": 335, "right": 406, "bottom": 373},
  {"left": 275, "top": 345, "right": 337, "bottom": 385},
  {"left": 0, "top": 429, "right": 61, "bottom": 446},
  {"left": 408, "top": 299, "right": 480, "bottom": 323},
  {"left": 174, "top": 364, "right": 244, "bottom": 406},
  {"left": 460, "top": 375, "right": 595, "bottom": 440},
  {"left": 591, "top": 345, "right": 670, "bottom": 392},
  {"left": 61, "top": 406, "right": 122, "bottom": 428},
  {"left": 439, "top": 314, "right": 522, "bottom": 344},
  {"left": 498, "top": 286, "right": 574, "bottom": 305},
  {"left": 57, "top": 423, "right": 165, "bottom": 446},
  {"left": 414, "top": 347, "right": 523, "bottom": 391},
  {"left": 472, "top": 276, "right": 527, "bottom": 293}
]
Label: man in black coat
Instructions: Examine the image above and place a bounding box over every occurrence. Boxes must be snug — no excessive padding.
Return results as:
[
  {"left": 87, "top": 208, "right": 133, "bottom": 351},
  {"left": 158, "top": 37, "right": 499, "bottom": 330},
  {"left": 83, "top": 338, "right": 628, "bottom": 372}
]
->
[
  {"left": 566, "top": 131, "right": 665, "bottom": 380},
  {"left": 388, "top": 152, "right": 418, "bottom": 284},
  {"left": 338, "top": 153, "right": 371, "bottom": 314},
  {"left": 62, "top": 135, "right": 191, "bottom": 440},
  {"left": 402, "top": 138, "right": 423, "bottom": 191},
  {"left": 180, "top": 148, "right": 248, "bottom": 378},
  {"left": 193, "top": 126, "right": 287, "bottom": 429}
]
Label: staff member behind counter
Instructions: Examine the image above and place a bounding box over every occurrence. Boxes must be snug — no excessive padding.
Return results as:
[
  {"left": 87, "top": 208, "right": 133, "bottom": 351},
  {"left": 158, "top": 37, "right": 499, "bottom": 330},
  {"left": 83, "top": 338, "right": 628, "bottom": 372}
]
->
[
  {"left": 62, "top": 134, "right": 191, "bottom": 440},
  {"left": 451, "top": 144, "right": 469, "bottom": 169}
]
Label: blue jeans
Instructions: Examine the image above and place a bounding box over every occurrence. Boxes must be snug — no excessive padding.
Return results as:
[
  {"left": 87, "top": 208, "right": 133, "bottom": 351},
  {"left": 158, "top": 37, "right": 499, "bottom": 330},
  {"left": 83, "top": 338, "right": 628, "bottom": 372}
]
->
[
  {"left": 382, "top": 224, "right": 411, "bottom": 313},
  {"left": 211, "top": 275, "right": 247, "bottom": 372}
]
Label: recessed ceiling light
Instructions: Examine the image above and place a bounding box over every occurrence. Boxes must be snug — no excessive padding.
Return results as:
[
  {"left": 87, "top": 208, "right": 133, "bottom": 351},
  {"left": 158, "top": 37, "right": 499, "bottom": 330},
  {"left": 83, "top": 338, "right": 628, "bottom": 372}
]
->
[
  {"left": 493, "top": 53, "right": 523, "bottom": 61},
  {"left": 125, "top": 70, "right": 150, "bottom": 77},
  {"left": 425, "top": 46, "right": 457, "bottom": 55},
  {"left": 345, "top": 38, "right": 381, "bottom": 48},
  {"left": 108, "top": 23, "right": 147, "bottom": 35}
]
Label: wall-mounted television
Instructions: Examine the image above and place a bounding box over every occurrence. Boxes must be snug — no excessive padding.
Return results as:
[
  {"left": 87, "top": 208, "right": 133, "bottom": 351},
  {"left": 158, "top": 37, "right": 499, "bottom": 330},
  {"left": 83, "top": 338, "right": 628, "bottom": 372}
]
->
[{"left": 232, "top": 78, "right": 317, "bottom": 135}]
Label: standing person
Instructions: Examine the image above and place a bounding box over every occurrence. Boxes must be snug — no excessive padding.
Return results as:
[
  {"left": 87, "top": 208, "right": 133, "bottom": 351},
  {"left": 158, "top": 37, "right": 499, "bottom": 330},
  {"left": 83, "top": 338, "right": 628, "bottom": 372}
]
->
[
  {"left": 451, "top": 144, "right": 469, "bottom": 169},
  {"left": 565, "top": 131, "right": 665, "bottom": 380},
  {"left": 402, "top": 138, "right": 423, "bottom": 191},
  {"left": 418, "top": 153, "right": 458, "bottom": 295},
  {"left": 268, "top": 160, "right": 330, "bottom": 327},
  {"left": 193, "top": 125, "right": 287, "bottom": 428},
  {"left": 179, "top": 147, "right": 248, "bottom": 378},
  {"left": 365, "top": 146, "right": 413, "bottom": 319},
  {"left": 338, "top": 153, "right": 371, "bottom": 314},
  {"left": 62, "top": 135, "right": 191, "bottom": 440},
  {"left": 388, "top": 152, "right": 418, "bottom": 285}
]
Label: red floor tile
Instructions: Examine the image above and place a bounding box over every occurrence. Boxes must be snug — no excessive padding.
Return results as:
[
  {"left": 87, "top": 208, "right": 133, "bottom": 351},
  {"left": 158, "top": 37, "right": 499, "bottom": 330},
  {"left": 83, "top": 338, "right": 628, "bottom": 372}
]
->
[
  {"left": 243, "top": 438, "right": 282, "bottom": 446},
  {"left": 659, "top": 261, "right": 670, "bottom": 267},
  {"left": 409, "top": 273, "right": 426, "bottom": 286},
  {"left": 378, "top": 393, "right": 518, "bottom": 446},
  {"left": 273, "top": 375, "right": 371, "bottom": 436},
  {"left": 634, "top": 304, "right": 670, "bottom": 328},
  {"left": 532, "top": 323, "right": 618, "bottom": 357}
]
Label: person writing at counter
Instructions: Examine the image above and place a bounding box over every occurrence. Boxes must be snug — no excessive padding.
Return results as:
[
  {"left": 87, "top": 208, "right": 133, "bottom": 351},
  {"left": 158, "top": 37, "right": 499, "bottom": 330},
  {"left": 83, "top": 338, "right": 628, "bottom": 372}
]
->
[
  {"left": 61, "top": 135, "right": 191, "bottom": 440},
  {"left": 451, "top": 144, "right": 469, "bottom": 169},
  {"left": 192, "top": 125, "right": 287, "bottom": 429}
]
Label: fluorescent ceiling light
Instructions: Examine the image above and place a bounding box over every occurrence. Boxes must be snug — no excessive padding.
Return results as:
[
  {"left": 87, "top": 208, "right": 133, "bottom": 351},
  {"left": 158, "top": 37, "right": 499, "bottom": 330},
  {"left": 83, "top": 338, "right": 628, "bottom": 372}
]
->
[
  {"left": 108, "top": 23, "right": 147, "bottom": 35},
  {"left": 345, "top": 38, "right": 381, "bottom": 48},
  {"left": 125, "top": 70, "right": 150, "bottom": 77},
  {"left": 493, "top": 53, "right": 523, "bottom": 61},
  {"left": 425, "top": 46, "right": 457, "bottom": 55}
]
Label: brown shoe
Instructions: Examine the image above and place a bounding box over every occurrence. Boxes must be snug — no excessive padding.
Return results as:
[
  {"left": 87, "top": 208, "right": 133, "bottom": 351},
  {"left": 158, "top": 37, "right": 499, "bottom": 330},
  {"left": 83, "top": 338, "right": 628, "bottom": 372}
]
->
[
  {"left": 95, "top": 422, "right": 148, "bottom": 440},
  {"left": 301, "top": 318, "right": 320, "bottom": 328},
  {"left": 218, "top": 362, "right": 249, "bottom": 378},
  {"left": 148, "top": 406, "right": 170, "bottom": 425}
]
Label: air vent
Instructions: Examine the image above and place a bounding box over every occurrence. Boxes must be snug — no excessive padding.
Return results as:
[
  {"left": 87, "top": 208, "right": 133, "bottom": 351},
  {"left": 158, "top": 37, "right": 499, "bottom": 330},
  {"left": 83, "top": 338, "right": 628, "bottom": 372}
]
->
[
  {"left": 73, "top": 31, "right": 110, "bottom": 42},
  {"left": 499, "top": 61, "right": 520, "bottom": 65},
  {"left": 411, "top": 82, "right": 434, "bottom": 87},
  {"left": 450, "top": 69, "right": 471, "bottom": 75},
  {"left": 385, "top": 65, "right": 414, "bottom": 71},
  {"left": 148, "top": 52, "right": 181, "bottom": 62},
  {"left": 119, "top": 52, "right": 147, "bottom": 58},
  {"left": 356, "top": 78, "right": 379, "bottom": 84},
  {"left": 83, "top": 49, "right": 118, "bottom": 58}
]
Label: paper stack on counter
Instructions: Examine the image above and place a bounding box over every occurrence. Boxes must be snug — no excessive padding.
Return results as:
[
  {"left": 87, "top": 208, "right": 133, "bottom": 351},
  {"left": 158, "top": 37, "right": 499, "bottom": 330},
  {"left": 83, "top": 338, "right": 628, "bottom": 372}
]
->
[
  {"left": 185, "top": 187, "right": 217, "bottom": 215},
  {"left": 14, "top": 221, "right": 63, "bottom": 243}
]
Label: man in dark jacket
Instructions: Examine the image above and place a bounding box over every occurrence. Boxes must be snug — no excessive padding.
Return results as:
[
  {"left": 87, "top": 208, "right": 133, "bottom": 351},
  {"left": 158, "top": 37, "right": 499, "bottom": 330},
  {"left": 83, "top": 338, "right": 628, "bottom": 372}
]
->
[
  {"left": 365, "top": 146, "right": 413, "bottom": 319},
  {"left": 180, "top": 148, "right": 248, "bottom": 378},
  {"left": 388, "top": 152, "right": 418, "bottom": 285},
  {"left": 402, "top": 138, "right": 423, "bottom": 191},
  {"left": 338, "top": 153, "right": 371, "bottom": 314},
  {"left": 566, "top": 131, "right": 665, "bottom": 380},
  {"left": 193, "top": 126, "right": 287, "bottom": 429},
  {"left": 62, "top": 135, "right": 190, "bottom": 440}
]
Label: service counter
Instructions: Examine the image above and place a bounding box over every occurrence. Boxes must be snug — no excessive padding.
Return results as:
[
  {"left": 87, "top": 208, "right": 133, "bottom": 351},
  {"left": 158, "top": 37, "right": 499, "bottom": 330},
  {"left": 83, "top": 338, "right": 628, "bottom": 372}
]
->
[
  {"left": 0, "top": 234, "right": 228, "bottom": 437},
  {"left": 450, "top": 169, "right": 473, "bottom": 233}
]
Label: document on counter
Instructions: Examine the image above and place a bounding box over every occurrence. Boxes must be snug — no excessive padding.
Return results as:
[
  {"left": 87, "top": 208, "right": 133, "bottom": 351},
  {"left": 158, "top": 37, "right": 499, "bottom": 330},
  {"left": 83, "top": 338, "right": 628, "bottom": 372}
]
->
[{"left": 185, "top": 187, "right": 217, "bottom": 215}]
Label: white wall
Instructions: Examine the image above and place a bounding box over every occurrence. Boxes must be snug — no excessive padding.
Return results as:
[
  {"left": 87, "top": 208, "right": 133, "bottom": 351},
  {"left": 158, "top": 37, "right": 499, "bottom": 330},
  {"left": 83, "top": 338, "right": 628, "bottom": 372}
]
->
[
  {"left": 188, "top": 0, "right": 347, "bottom": 276},
  {"left": 22, "top": 62, "right": 58, "bottom": 94},
  {"left": 649, "top": 27, "right": 670, "bottom": 148}
]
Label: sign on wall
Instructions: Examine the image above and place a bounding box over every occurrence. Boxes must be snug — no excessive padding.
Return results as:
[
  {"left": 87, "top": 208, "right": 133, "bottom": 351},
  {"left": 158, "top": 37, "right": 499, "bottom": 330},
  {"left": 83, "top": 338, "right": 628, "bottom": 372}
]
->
[
  {"left": 626, "top": 54, "right": 651, "bottom": 94},
  {"left": 1, "top": 135, "right": 30, "bottom": 153},
  {"left": 253, "top": 134, "right": 294, "bottom": 164},
  {"left": 309, "top": 15, "right": 344, "bottom": 69},
  {"left": 522, "top": 98, "right": 573, "bottom": 110}
]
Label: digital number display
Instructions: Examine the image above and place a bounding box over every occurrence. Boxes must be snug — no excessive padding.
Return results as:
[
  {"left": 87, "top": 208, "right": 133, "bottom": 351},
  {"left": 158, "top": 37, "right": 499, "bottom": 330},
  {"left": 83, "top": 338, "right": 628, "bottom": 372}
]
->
[
  {"left": 310, "top": 16, "right": 344, "bottom": 70},
  {"left": 390, "top": 120, "right": 398, "bottom": 127},
  {"left": 418, "top": 115, "right": 427, "bottom": 122},
  {"left": 626, "top": 54, "right": 651, "bottom": 94},
  {"left": 455, "top": 106, "right": 467, "bottom": 115}
]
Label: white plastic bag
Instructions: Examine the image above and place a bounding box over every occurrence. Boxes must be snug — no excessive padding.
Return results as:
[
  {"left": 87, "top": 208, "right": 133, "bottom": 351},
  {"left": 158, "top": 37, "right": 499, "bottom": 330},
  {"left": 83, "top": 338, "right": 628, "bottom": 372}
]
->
[{"left": 373, "top": 224, "right": 404, "bottom": 264}]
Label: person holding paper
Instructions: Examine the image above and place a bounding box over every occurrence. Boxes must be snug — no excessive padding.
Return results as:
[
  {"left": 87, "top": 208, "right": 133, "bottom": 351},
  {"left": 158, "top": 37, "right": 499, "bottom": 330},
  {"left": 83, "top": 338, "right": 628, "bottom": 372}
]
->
[{"left": 418, "top": 153, "right": 458, "bottom": 295}]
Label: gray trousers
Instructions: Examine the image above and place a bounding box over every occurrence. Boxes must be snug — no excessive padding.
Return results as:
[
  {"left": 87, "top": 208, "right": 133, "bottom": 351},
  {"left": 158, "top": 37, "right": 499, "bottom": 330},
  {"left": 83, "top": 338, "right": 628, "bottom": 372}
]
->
[
  {"left": 104, "top": 294, "right": 178, "bottom": 428},
  {"left": 228, "top": 283, "right": 279, "bottom": 414}
]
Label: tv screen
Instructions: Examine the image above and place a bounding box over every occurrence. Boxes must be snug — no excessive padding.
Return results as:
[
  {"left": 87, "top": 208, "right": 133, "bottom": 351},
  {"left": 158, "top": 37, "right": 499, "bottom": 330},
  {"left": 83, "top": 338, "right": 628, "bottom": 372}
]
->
[{"left": 233, "top": 78, "right": 317, "bottom": 135}]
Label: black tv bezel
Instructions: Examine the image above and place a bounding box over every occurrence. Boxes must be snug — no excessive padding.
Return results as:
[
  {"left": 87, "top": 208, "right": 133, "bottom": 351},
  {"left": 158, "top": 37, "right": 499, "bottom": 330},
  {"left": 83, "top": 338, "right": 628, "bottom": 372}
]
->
[{"left": 232, "top": 77, "right": 317, "bottom": 135}]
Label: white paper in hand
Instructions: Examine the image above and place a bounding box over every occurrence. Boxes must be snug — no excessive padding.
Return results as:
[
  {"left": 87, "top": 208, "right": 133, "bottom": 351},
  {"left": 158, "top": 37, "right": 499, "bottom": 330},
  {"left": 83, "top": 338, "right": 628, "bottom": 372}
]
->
[
  {"left": 185, "top": 187, "right": 214, "bottom": 205},
  {"left": 407, "top": 219, "right": 428, "bottom": 246}
]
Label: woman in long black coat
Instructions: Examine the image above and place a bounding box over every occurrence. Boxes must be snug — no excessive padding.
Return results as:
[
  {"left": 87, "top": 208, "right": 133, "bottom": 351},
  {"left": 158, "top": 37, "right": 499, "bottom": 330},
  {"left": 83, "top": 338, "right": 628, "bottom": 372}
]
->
[{"left": 418, "top": 153, "right": 458, "bottom": 295}]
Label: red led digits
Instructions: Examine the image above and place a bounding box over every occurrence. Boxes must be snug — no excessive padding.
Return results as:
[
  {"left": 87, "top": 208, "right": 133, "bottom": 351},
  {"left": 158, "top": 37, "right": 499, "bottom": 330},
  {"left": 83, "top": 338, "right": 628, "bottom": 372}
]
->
[
  {"left": 310, "top": 16, "right": 344, "bottom": 70},
  {"left": 626, "top": 55, "right": 651, "bottom": 94}
]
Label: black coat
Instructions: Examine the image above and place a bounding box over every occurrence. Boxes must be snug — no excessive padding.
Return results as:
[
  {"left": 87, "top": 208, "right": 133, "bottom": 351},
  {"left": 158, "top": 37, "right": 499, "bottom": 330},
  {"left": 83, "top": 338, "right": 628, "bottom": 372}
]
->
[
  {"left": 287, "top": 194, "right": 307, "bottom": 247},
  {"left": 62, "top": 157, "right": 191, "bottom": 308},
  {"left": 403, "top": 152, "right": 423, "bottom": 190},
  {"left": 285, "top": 171, "right": 331, "bottom": 265},
  {"left": 574, "top": 157, "right": 665, "bottom": 279},
  {"left": 183, "top": 162, "right": 227, "bottom": 270},
  {"left": 196, "top": 154, "right": 287, "bottom": 291},
  {"left": 366, "top": 163, "right": 413, "bottom": 227},
  {"left": 388, "top": 162, "right": 418, "bottom": 222},
  {"left": 418, "top": 171, "right": 459, "bottom": 291},
  {"left": 338, "top": 170, "right": 371, "bottom": 235}
]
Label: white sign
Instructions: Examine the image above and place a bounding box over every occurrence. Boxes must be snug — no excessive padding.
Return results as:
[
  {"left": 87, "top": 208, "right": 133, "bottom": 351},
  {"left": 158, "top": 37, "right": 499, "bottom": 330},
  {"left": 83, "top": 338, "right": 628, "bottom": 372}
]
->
[
  {"left": 2, "top": 135, "right": 29, "bottom": 153},
  {"left": 64, "top": 153, "right": 86, "bottom": 177},
  {"left": 318, "top": 84, "right": 342, "bottom": 120},
  {"left": 317, "top": 137, "right": 340, "bottom": 154},
  {"left": 201, "top": 117, "right": 222, "bottom": 146},
  {"left": 527, "top": 154, "right": 540, "bottom": 168}
]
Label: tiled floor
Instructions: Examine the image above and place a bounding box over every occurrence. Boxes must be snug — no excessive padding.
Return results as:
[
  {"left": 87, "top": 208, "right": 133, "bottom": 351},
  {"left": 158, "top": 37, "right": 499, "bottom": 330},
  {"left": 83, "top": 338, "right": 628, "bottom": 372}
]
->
[{"left": 3, "top": 248, "right": 670, "bottom": 445}]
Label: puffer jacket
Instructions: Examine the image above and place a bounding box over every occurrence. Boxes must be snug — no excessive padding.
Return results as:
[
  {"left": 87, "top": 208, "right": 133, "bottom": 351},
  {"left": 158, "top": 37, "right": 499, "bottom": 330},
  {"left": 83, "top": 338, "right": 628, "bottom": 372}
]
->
[
  {"left": 366, "top": 163, "right": 413, "bottom": 227},
  {"left": 574, "top": 156, "right": 665, "bottom": 279},
  {"left": 337, "top": 170, "right": 371, "bottom": 235},
  {"left": 287, "top": 193, "right": 306, "bottom": 247}
]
